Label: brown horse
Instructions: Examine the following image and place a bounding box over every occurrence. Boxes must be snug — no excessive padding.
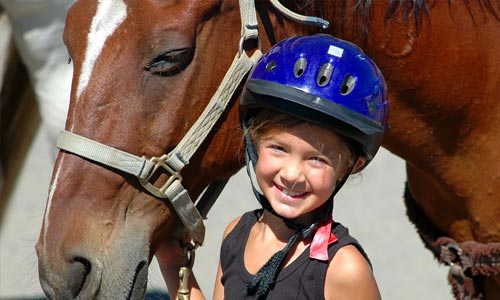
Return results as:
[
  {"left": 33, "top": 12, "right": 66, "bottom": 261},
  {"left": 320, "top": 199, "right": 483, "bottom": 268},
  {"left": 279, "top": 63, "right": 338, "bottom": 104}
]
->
[{"left": 36, "top": 0, "right": 500, "bottom": 299}]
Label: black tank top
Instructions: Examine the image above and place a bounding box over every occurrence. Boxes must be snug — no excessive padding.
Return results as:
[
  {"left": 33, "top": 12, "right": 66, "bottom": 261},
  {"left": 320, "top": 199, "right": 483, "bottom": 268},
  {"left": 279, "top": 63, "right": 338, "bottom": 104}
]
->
[{"left": 220, "top": 210, "right": 370, "bottom": 300}]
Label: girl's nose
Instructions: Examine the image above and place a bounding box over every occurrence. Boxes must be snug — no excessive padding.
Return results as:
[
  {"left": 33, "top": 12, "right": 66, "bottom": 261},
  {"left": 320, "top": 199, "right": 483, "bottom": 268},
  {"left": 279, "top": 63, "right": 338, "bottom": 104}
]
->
[{"left": 279, "top": 160, "right": 306, "bottom": 188}]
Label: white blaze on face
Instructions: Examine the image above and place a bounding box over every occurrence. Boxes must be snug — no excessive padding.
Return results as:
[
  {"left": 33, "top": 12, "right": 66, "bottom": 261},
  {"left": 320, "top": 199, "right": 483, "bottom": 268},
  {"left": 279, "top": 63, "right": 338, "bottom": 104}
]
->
[
  {"left": 76, "top": 0, "right": 127, "bottom": 100},
  {"left": 43, "top": 0, "right": 127, "bottom": 245}
]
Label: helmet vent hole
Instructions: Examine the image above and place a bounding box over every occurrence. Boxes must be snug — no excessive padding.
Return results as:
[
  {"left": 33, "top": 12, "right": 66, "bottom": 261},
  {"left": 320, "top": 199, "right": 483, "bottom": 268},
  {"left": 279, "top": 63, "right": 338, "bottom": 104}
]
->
[
  {"left": 265, "top": 61, "right": 277, "bottom": 72},
  {"left": 340, "top": 74, "right": 356, "bottom": 95},
  {"left": 317, "top": 63, "right": 333, "bottom": 87},
  {"left": 293, "top": 58, "right": 307, "bottom": 78}
]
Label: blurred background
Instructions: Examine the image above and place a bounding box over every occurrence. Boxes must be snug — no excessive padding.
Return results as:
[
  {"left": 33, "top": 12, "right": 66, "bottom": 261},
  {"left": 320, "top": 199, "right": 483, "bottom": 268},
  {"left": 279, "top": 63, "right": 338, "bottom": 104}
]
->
[{"left": 0, "top": 2, "right": 452, "bottom": 299}]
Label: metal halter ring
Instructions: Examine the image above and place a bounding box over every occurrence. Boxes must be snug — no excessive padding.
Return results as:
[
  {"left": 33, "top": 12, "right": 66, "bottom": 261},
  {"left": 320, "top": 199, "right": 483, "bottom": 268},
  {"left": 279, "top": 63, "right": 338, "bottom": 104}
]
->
[{"left": 239, "top": 34, "right": 261, "bottom": 57}]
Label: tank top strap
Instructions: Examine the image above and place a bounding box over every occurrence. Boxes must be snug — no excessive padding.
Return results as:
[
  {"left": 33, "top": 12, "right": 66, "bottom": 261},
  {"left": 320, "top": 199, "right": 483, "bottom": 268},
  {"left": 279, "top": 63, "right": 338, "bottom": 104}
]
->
[{"left": 310, "top": 222, "right": 372, "bottom": 298}]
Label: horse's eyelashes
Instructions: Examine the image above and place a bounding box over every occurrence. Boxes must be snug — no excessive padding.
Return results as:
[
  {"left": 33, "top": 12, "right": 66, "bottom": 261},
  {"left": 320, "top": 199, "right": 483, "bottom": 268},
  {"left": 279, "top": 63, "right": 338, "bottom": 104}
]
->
[{"left": 145, "top": 48, "right": 194, "bottom": 77}]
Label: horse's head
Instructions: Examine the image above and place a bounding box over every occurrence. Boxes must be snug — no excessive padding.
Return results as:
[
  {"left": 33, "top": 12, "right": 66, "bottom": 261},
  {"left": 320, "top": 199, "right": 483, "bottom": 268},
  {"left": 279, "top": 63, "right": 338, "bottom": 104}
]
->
[
  {"left": 35, "top": 1, "right": 249, "bottom": 298},
  {"left": 35, "top": 0, "right": 314, "bottom": 298}
]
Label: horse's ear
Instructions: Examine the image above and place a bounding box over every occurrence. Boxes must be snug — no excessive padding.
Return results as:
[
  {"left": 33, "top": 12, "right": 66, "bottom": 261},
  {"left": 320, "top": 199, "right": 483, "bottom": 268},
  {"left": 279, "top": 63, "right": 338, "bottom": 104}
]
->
[{"left": 351, "top": 156, "right": 367, "bottom": 174}]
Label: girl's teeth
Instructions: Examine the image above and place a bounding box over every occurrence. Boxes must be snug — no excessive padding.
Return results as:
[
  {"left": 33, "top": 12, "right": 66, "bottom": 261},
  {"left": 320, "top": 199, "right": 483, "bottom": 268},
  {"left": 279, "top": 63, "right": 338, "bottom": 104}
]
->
[{"left": 283, "top": 189, "right": 302, "bottom": 196}]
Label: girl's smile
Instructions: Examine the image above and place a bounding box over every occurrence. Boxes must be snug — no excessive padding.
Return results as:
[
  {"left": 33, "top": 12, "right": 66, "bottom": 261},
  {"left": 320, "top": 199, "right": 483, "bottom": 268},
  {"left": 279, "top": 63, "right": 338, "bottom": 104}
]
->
[
  {"left": 255, "top": 122, "right": 350, "bottom": 222},
  {"left": 275, "top": 184, "right": 308, "bottom": 198},
  {"left": 273, "top": 183, "right": 310, "bottom": 207}
]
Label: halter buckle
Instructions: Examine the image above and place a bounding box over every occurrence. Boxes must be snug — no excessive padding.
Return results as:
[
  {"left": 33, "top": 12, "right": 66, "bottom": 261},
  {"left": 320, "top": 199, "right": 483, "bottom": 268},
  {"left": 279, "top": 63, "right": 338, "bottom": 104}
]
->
[{"left": 139, "top": 154, "right": 183, "bottom": 199}]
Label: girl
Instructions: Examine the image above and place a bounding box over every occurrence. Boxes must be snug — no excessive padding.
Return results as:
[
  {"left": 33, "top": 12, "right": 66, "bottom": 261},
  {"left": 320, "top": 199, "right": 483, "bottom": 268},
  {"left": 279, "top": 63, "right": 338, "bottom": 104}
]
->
[{"left": 158, "top": 34, "right": 389, "bottom": 300}]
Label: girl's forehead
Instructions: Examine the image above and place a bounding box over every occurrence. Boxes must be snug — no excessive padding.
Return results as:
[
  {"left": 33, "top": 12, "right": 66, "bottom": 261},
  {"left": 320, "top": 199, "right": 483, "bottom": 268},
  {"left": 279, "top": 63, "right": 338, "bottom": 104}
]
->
[{"left": 261, "top": 122, "right": 344, "bottom": 149}]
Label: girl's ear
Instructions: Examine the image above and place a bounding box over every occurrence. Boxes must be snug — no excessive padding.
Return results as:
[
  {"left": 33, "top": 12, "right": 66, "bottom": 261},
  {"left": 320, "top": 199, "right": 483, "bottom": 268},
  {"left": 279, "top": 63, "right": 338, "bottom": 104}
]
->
[{"left": 351, "top": 156, "right": 367, "bottom": 174}]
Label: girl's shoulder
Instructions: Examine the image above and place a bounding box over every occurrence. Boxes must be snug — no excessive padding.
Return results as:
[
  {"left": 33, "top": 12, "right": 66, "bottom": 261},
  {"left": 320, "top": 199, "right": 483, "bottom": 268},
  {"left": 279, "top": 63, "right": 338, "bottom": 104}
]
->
[
  {"left": 324, "top": 245, "right": 380, "bottom": 300},
  {"left": 222, "top": 209, "right": 262, "bottom": 239},
  {"left": 222, "top": 216, "right": 242, "bottom": 239},
  {"left": 329, "top": 244, "right": 372, "bottom": 276}
]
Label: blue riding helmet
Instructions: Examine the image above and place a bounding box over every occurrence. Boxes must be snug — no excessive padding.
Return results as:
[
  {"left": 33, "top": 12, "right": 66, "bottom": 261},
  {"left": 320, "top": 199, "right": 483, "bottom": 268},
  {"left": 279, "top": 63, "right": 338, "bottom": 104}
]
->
[{"left": 240, "top": 34, "right": 389, "bottom": 165}]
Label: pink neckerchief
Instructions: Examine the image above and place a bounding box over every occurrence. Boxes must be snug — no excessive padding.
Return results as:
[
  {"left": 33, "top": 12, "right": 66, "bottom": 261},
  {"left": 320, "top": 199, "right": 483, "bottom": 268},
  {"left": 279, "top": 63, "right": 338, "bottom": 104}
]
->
[{"left": 309, "top": 216, "right": 338, "bottom": 261}]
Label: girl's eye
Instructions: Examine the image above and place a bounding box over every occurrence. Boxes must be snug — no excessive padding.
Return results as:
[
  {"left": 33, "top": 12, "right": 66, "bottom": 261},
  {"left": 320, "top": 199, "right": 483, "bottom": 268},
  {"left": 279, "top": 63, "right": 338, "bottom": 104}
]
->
[
  {"left": 310, "top": 156, "right": 329, "bottom": 165},
  {"left": 270, "top": 145, "right": 286, "bottom": 152}
]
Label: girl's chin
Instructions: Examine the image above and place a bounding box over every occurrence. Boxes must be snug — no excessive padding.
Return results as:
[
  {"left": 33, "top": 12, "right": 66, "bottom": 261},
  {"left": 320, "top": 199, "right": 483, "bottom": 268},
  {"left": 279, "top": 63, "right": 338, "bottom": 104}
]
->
[
  {"left": 269, "top": 203, "right": 310, "bottom": 221},
  {"left": 269, "top": 202, "right": 322, "bottom": 225}
]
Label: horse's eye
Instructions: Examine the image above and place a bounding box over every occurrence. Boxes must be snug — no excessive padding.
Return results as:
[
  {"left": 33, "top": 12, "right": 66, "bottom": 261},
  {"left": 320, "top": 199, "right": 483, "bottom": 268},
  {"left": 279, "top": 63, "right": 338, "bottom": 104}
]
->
[{"left": 145, "top": 47, "right": 194, "bottom": 77}]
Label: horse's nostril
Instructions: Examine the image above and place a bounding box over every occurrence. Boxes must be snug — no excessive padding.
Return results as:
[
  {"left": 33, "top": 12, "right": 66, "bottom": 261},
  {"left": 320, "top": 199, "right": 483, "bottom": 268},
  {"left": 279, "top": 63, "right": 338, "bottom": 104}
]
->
[{"left": 68, "top": 257, "right": 92, "bottom": 298}]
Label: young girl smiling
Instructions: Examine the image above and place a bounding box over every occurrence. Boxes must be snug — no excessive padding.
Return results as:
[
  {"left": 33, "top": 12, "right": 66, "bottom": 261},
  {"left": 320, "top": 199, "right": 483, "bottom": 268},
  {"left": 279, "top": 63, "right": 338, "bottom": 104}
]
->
[{"left": 158, "top": 34, "right": 389, "bottom": 300}]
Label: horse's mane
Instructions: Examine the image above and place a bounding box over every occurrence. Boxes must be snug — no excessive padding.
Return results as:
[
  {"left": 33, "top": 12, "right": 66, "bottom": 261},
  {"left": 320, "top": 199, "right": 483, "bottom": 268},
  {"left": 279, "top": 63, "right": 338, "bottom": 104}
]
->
[{"left": 292, "top": 0, "right": 500, "bottom": 38}]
